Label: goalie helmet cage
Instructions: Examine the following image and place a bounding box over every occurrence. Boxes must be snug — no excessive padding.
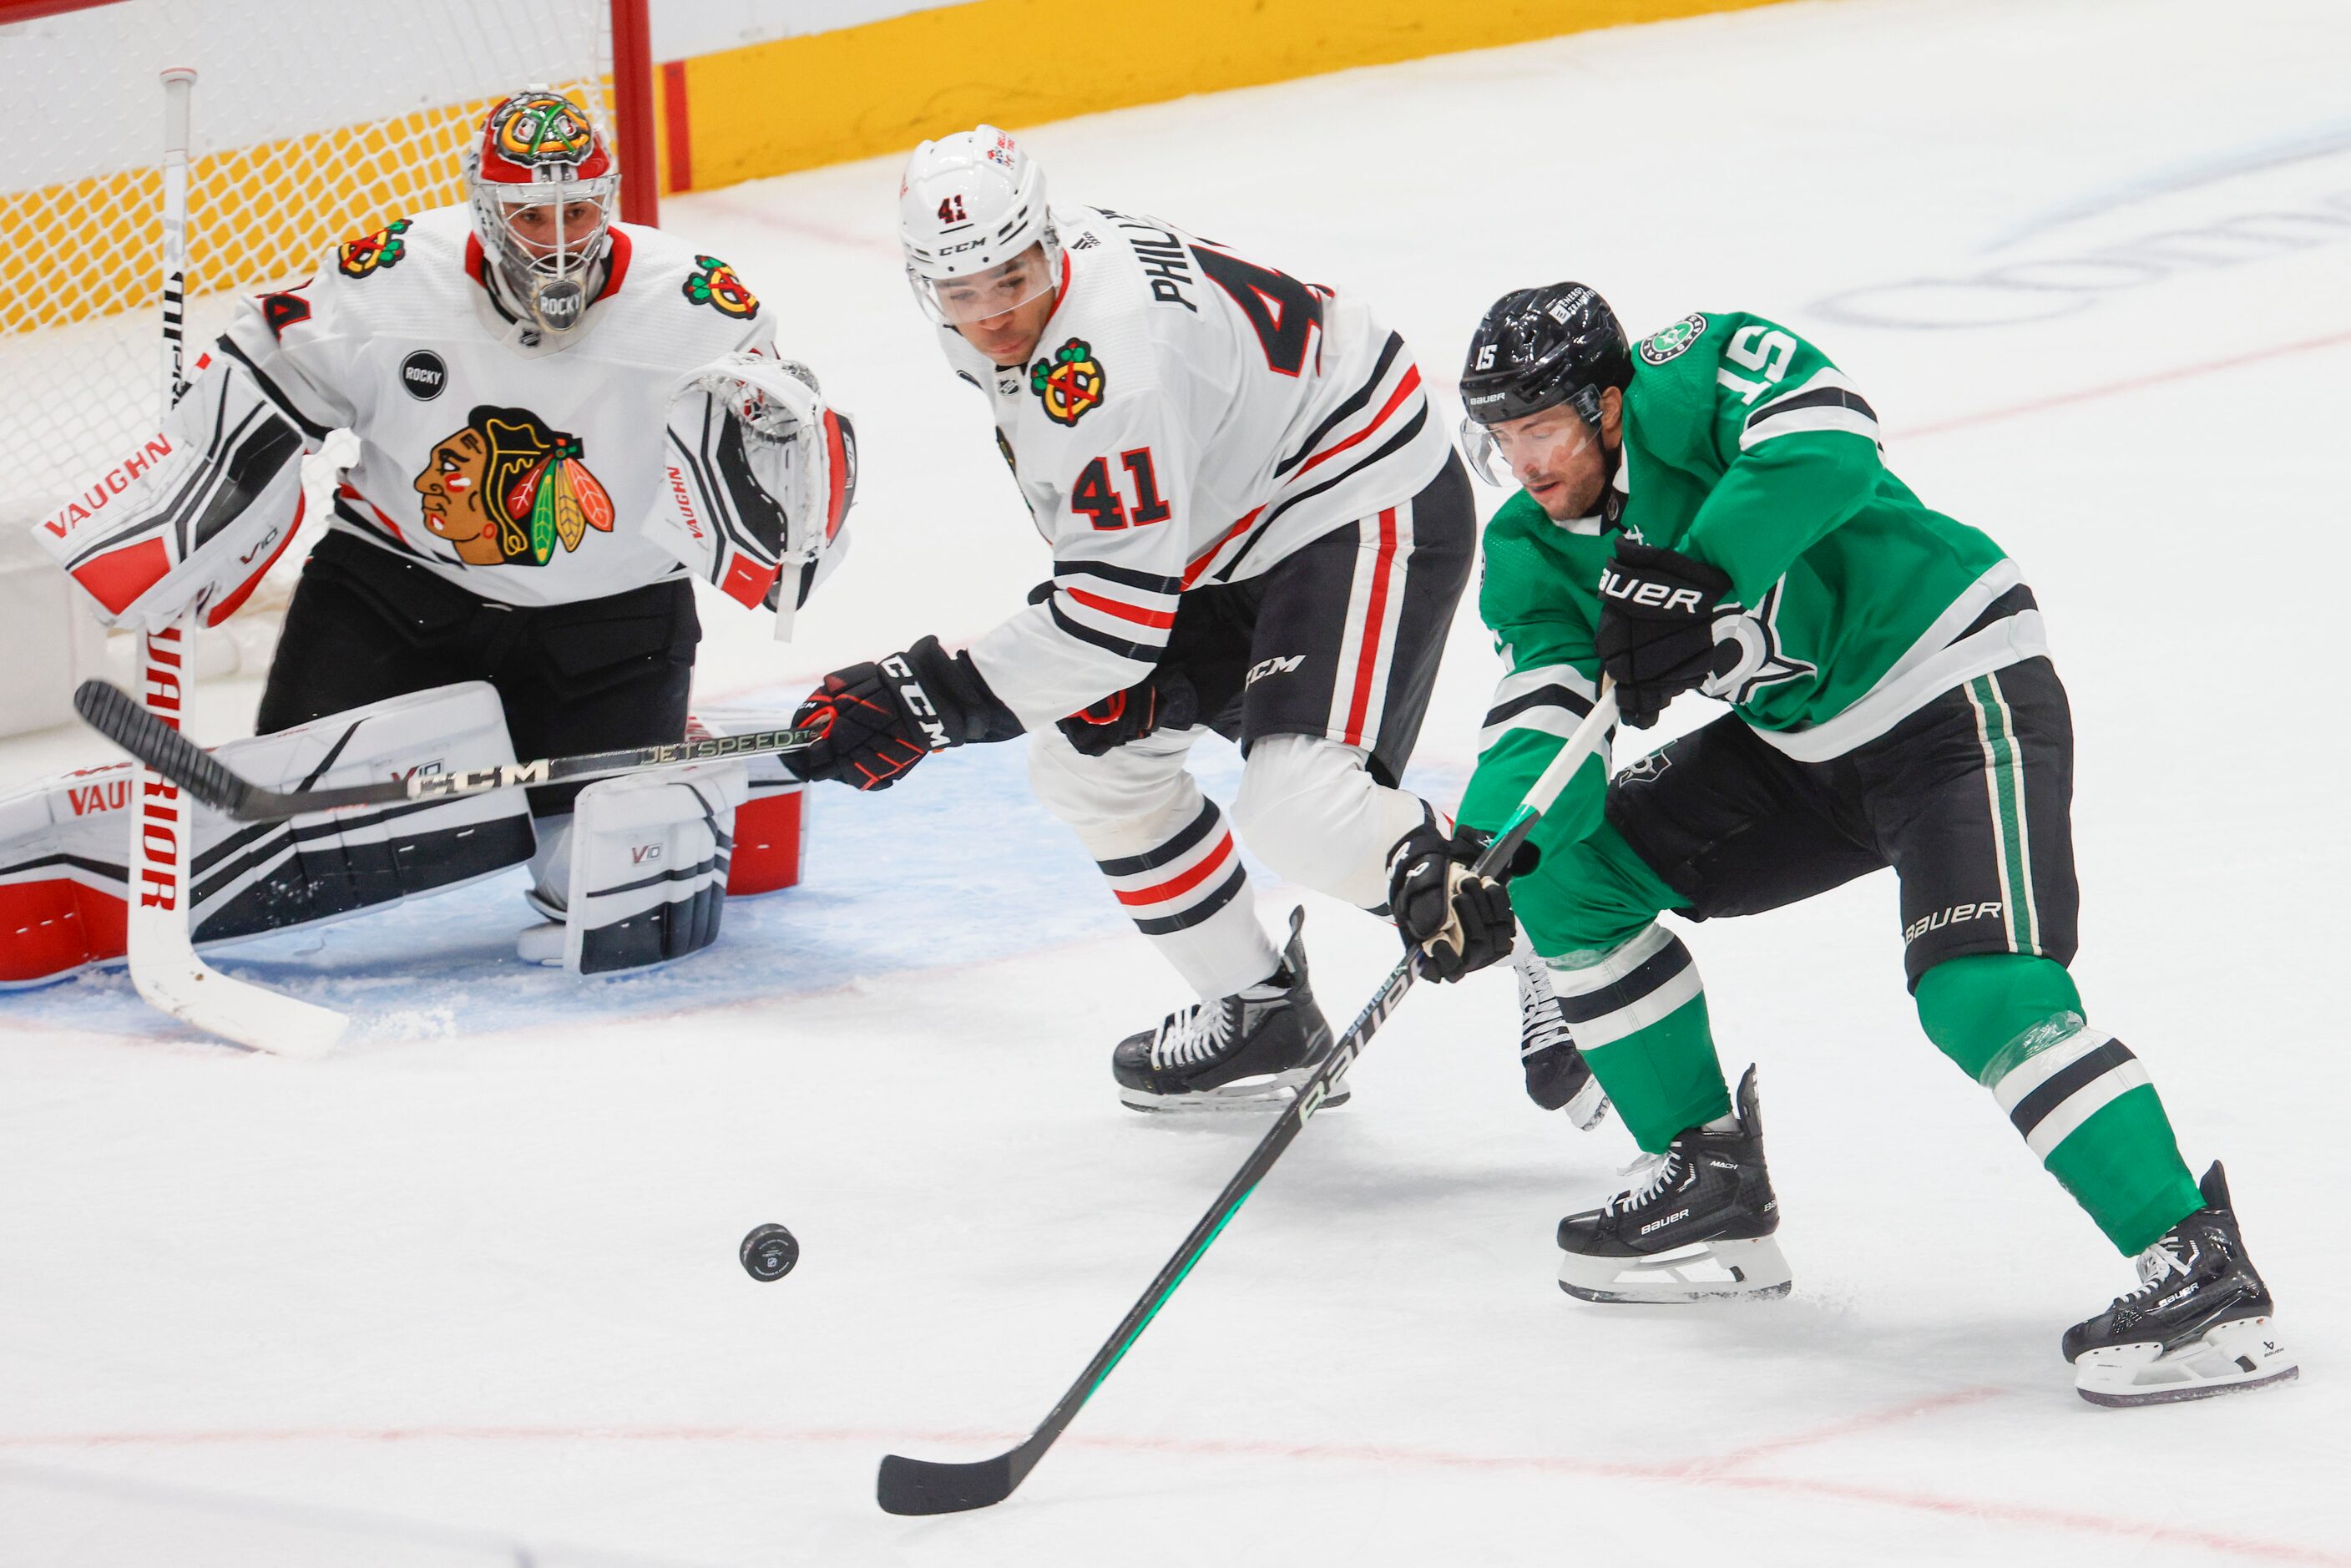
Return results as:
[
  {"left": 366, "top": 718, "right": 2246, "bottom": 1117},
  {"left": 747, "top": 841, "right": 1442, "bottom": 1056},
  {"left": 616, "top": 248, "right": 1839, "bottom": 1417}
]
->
[{"left": 0, "top": 0, "right": 660, "bottom": 543}]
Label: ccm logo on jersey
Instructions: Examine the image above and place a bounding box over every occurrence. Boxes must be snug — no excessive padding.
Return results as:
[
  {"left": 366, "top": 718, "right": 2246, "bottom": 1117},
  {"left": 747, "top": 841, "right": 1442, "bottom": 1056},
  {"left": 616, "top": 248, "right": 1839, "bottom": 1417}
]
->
[
  {"left": 1598, "top": 567, "right": 1705, "bottom": 615},
  {"left": 1246, "top": 655, "right": 1304, "bottom": 686},
  {"left": 1904, "top": 901, "right": 2004, "bottom": 943},
  {"left": 881, "top": 654, "right": 954, "bottom": 750}
]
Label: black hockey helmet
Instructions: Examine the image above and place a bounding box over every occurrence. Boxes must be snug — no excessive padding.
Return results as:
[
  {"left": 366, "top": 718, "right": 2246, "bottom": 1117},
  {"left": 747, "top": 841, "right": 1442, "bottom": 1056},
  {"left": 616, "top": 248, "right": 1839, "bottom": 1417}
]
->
[{"left": 1459, "top": 283, "right": 1631, "bottom": 429}]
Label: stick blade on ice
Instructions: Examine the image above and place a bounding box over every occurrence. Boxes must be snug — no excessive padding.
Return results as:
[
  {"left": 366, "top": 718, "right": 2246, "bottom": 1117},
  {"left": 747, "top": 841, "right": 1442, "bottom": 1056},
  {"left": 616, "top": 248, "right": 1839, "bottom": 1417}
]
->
[{"left": 875, "top": 1449, "right": 1027, "bottom": 1515}]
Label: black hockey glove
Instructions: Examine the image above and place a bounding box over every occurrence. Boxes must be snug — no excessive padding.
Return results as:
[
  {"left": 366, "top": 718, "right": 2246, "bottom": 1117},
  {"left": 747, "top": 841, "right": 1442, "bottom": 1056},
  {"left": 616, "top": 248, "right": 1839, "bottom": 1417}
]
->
[
  {"left": 791, "top": 635, "right": 1022, "bottom": 792},
  {"left": 1385, "top": 810, "right": 1534, "bottom": 983},
  {"left": 1594, "top": 541, "right": 1737, "bottom": 729},
  {"left": 1057, "top": 670, "right": 1200, "bottom": 756}
]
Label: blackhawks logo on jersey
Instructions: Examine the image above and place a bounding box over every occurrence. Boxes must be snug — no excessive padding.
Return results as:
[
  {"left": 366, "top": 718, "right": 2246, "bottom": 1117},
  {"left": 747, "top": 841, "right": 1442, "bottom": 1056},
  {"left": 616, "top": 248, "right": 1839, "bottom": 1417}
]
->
[
  {"left": 1031, "top": 338, "right": 1106, "bottom": 427},
  {"left": 682, "top": 255, "right": 759, "bottom": 319},
  {"left": 337, "top": 219, "right": 412, "bottom": 279},
  {"left": 412, "top": 404, "right": 615, "bottom": 568},
  {"left": 1637, "top": 313, "right": 1707, "bottom": 366}
]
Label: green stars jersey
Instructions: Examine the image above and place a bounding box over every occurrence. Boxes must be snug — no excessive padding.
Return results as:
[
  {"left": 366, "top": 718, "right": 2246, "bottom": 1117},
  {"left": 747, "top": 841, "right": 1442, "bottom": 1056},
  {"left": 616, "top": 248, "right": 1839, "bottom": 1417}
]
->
[{"left": 1458, "top": 310, "right": 2045, "bottom": 859}]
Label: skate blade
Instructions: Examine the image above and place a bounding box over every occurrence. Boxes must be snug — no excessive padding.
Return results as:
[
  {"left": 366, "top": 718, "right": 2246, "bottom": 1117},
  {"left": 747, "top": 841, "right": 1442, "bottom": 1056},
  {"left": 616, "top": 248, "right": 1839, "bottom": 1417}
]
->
[
  {"left": 1557, "top": 1236, "right": 1792, "bottom": 1304},
  {"left": 2075, "top": 1315, "right": 2298, "bottom": 1407},
  {"left": 1119, "top": 1071, "right": 1352, "bottom": 1115}
]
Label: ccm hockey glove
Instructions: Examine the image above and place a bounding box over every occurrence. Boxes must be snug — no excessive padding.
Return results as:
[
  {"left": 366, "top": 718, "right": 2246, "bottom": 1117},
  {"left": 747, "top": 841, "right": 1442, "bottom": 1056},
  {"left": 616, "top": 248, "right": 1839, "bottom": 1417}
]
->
[
  {"left": 1385, "top": 810, "right": 1531, "bottom": 983},
  {"left": 1594, "top": 541, "right": 1737, "bottom": 728},
  {"left": 1057, "top": 670, "right": 1200, "bottom": 756},
  {"left": 791, "top": 635, "right": 1021, "bottom": 792}
]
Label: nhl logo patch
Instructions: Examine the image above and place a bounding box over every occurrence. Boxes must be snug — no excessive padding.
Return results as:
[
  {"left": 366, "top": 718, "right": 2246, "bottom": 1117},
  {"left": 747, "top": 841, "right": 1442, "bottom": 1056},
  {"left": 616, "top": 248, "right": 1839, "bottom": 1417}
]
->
[
  {"left": 1031, "top": 338, "right": 1106, "bottom": 427},
  {"left": 1638, "top": 313, "right": 1707, "bottom": 366}
]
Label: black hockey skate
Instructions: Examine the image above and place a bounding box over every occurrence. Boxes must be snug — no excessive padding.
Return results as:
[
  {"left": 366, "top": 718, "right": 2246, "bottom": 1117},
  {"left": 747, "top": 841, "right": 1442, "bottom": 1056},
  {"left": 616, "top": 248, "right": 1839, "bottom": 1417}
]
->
[
  {"left": 1513, "top": 946, "right": 1609, "bottom": 1132},
  {"left": 1113, "top": 908, "right": 1347, "bottom": 1113},
  {"left": 2063, "top": 1161, "right": 2297, "bottom": 1407},
  {"left": 1554, "top": 1064, "right": 1789, "bottom": 1303}
]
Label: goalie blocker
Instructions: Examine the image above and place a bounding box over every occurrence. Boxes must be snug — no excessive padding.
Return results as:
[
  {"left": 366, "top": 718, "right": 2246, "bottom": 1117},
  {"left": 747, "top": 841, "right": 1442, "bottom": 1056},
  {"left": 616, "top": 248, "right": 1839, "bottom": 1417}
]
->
[{"left": 0, "top": 685, "right": 807, "bottom": 988}]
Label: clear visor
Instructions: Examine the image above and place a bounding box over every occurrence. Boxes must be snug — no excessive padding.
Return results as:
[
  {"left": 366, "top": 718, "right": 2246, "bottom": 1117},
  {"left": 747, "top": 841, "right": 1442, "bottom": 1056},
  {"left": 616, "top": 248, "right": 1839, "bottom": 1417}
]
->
[
  {"left": 910, "top": 241, "right": 1057, "bottom": 326},
  {"left": 1456, "top": 407, "right": 1595, "bottom": 488}
]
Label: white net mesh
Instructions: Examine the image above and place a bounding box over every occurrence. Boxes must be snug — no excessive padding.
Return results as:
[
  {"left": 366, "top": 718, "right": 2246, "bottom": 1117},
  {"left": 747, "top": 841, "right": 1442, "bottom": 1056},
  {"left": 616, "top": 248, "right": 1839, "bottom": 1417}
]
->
[{"left": 0, "top": 0, "right": 619, "bottom": 539}]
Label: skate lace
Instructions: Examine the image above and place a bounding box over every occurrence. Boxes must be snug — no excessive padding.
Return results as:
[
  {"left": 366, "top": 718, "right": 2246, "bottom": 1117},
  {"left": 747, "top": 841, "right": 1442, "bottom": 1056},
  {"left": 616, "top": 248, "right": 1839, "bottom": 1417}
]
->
[
  {"left": 2122, "top": 1237, "right": 2193, "bottom": 1301},
  {"left": 1150, "top": 999, "right": 1237, "bottom": 1070},
  {"left": 1514, "top": 950, "right": 1575, "bottom": 1060},
  {"left": 1604, "top": 1148, "right": 1680, "bottom": 1214}
]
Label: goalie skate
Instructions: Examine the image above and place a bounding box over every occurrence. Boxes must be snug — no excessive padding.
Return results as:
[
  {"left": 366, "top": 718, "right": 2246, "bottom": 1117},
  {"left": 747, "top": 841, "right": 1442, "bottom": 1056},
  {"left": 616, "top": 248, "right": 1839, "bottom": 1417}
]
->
[
  {"left": 1555, "top": 1065, "right": 1789, "bottom": 1303},
  {"left": 2065, "top": 1161, "right": 2298, "bottom": 1407}
]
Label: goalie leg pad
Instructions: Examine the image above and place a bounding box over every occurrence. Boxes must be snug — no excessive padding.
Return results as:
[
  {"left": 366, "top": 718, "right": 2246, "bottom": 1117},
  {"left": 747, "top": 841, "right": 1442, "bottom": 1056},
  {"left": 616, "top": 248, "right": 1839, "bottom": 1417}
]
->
[
  {"left": 0, "top": 682, "right": 533, "bottom": 988},
  {"left": 690, "top": 707, "right": 809, "bottom": 897},
  {"left": 519, "top": 761, "right": 749, "bottom": 975}
]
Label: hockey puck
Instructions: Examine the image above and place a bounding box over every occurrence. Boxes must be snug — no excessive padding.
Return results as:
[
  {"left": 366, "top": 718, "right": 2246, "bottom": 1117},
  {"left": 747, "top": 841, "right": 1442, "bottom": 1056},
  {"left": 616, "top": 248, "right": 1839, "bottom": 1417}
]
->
[{"left": 740, "top": 1222, "right": 799, "bottom": 1282}]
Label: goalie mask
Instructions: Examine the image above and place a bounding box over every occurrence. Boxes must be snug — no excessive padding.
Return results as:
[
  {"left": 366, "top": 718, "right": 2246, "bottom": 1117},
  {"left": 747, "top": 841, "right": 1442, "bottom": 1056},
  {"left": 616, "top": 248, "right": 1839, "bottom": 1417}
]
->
[{"left": 464, "top": 89, "right": 619, "bottom": 336}]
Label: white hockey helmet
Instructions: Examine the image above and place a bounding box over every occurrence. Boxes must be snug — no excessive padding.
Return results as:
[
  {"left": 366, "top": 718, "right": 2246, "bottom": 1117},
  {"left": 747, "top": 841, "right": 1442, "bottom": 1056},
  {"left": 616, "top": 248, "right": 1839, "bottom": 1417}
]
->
[
  {"left": 463, "top": 89, "right": 619, "bottom": 336},
  {"left": 897, "top": 126, "right": 1060, "bottom": 325}
]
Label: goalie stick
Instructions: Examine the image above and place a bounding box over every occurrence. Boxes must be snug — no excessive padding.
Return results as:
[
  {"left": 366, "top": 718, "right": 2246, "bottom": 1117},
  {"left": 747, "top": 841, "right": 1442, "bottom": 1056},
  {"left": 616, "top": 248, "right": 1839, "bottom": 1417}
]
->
[
  {"left": 874, "top": 685, "right": 1621, "bottom": 1516},
  {"left": 76, "top": 679, "right": 822, "bottom": 822},
  {"left": 121, "top": 67, "right": 346, "bottom": 1061}
]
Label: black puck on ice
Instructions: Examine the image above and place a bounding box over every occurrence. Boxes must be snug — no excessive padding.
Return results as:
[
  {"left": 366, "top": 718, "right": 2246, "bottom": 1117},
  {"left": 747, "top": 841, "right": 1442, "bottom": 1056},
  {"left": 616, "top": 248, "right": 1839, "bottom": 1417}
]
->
[{"left": 740, "top": 1222, "right": 799, "bottom": 1282}]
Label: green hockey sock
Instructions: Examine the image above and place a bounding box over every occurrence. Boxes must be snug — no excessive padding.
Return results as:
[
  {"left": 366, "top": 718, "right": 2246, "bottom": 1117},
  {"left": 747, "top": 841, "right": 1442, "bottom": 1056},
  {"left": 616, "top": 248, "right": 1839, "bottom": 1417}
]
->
[
  {"left": 1550, "top": 924, "right": 1727, "bottom": 1153},
  {"left": 1916, "top": 955, "right": 2202, "bottom": 1254}
]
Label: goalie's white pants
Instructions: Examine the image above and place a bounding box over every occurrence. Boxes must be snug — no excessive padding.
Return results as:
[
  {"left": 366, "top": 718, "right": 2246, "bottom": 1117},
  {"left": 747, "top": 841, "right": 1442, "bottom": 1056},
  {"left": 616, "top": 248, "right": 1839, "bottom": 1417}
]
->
[{"left": 1028, "top": 726, "right": 1425, "bottom": 1000}]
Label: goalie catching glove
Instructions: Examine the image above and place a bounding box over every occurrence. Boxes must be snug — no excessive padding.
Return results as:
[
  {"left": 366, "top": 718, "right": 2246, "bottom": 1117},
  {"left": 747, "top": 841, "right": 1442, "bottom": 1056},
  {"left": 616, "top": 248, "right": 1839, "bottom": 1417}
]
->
[
  {"left": 655, "top": 352, "right": 857, "bottom": 638},
  {"left": 791, "top": 635, "right": 1021, "bottom": 791},
  {"left": 1385, "top": 808, "right": 1532, "bottom": 982}
]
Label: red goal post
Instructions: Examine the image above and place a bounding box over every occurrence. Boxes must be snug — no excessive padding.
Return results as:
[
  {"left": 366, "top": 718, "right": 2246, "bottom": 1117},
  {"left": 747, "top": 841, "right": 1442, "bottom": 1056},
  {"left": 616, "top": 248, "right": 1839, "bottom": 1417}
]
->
[{"left": 0, "top": 0, "right": 661, "bottom": 670}]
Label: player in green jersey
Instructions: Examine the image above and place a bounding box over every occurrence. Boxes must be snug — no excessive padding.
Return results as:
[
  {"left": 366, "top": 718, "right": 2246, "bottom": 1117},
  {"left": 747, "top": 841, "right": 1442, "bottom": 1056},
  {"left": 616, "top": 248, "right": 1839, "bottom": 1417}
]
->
[{"left": 1379, "top": 283, "right": 2293, "bottom": 1405}]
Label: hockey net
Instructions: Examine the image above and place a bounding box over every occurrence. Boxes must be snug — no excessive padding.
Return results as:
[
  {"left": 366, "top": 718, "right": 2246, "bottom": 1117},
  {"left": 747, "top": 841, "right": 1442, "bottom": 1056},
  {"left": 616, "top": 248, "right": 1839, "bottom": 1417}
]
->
[{"left": 0, "top": 0, "right": 649, "bottom": 696}]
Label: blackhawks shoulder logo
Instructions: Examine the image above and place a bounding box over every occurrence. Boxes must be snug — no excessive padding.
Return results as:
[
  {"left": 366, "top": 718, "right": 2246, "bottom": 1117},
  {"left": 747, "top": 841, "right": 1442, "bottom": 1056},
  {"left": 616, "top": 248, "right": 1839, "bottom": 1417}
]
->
[
  {"left": 337, "top": 219, "right": 412, "bottom": 279},
  {"left": 682, "top": 255, "right": 759, "bottom": 319},
  {"left": 1637, "top": 313, "right": 1707, "bottom": 366},
  {"left": 412, "top": 405, "right": 614, "bottom": 568},
  {"left": 1030, "top": 338, "right": 1106, "bottom": 427}
]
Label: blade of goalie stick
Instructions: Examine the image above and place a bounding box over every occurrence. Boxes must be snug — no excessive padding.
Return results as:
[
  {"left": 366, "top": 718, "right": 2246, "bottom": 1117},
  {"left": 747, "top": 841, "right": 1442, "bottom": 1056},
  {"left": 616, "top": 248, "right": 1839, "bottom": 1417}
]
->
[
  {"left": 873, "top": 689, "right": 1621, "bottom": 1516},
  {"left": 76, "top": 680, "right": 821, "bottom": 822},
  {"left": 124, "top": 629, "right": 347, "bottom": 1060}
]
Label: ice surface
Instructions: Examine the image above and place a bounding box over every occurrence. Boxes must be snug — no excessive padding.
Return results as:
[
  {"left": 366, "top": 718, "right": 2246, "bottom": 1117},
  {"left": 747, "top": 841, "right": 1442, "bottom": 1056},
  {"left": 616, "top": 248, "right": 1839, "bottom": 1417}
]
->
[{"left": 3, "top": 0, "right": 2348, "bottom": 1561}]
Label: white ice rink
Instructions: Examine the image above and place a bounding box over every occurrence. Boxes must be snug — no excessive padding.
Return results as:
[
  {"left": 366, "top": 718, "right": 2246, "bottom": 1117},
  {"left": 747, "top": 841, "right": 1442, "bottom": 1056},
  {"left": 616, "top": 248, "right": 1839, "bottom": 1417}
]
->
[{"left": 5, "top": 0, "right": 2350, "bottom": 1560}]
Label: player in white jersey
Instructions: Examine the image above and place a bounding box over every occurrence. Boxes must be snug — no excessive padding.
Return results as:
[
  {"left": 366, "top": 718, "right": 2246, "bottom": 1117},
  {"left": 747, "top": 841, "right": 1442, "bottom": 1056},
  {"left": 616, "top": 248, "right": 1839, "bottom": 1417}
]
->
[
  {"left": 787, "top": 126, "right": 1549, "bottom": 1112},
  {"left": 30, "top": 91, "right": 856, "bottom": 976}
]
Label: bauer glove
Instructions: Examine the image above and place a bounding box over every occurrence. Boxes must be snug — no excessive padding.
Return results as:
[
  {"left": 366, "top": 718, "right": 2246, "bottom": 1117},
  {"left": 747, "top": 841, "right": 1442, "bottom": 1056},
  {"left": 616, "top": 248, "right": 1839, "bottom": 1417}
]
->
[
  {"left": 1593, "top": 541, "right": 1738, "bottom": 729},
  {"left": 1385, "top": 809, "right": 1531, "bottom": 983},
  {"left": 791, "top": 635, "right": 1020, "bottom": 792}
]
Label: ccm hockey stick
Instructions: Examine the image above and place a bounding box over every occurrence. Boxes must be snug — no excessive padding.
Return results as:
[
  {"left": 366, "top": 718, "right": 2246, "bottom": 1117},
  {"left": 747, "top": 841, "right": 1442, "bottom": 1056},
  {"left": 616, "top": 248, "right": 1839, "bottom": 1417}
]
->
[
  {"left": 120, "top": 68, "right": 346, "bottom": 1060},
  {"left": 76, "top": 679, "right": 822, "bottom": 823},
  {"left": 876, "top": 685, "right": 1621, "bottom": 1515}
]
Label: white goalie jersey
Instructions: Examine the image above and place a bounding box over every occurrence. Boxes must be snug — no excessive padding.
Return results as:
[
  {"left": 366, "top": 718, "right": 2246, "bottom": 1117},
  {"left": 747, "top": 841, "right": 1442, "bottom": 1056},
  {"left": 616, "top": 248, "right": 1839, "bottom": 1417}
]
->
[
  {"left": 37, "top": 204, "right": 844, "bottom": 625},
  {"left": 939, "top": 205, "right": 1451, "bottom": 731}
]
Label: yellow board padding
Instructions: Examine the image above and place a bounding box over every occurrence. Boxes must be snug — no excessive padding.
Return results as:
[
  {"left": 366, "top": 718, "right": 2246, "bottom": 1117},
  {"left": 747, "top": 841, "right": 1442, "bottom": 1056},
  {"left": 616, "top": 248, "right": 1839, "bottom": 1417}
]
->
[
  {"left": 675, "top": 0, "right": 1792, "bottom": 190},
  {"left": 5, "top": 86, "right": 614, "bottom": 335}
]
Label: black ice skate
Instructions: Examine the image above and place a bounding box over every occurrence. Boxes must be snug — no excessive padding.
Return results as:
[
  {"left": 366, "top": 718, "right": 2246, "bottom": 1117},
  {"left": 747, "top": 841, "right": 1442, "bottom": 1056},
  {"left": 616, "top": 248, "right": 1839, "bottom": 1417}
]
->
[
  {"left": 1513, "top": 946, "right": 1609, "bottom": 1132},
  {"left": 2064, "top": 1161, "right": 2297, "bottom": 1407},
  {"left": 1112, "top": 908, "right": 1347, "bottom": 1114},
  {"left": 1554, "top": 1064, "right": 1789, "bottom": 1303}
]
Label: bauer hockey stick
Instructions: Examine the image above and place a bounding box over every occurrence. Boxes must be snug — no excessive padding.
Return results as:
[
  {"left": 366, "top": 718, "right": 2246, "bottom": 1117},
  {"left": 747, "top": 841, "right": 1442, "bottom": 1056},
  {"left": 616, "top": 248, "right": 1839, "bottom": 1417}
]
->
[
  {"left": 75, "top": 679, "right": 822, "bottom": 822},
  {"left": 121, "top": 67, "right": 346, "bottom": 1060},
  {"left": 875, "top": 684, "right": 1621, "bottom": 1516}
]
